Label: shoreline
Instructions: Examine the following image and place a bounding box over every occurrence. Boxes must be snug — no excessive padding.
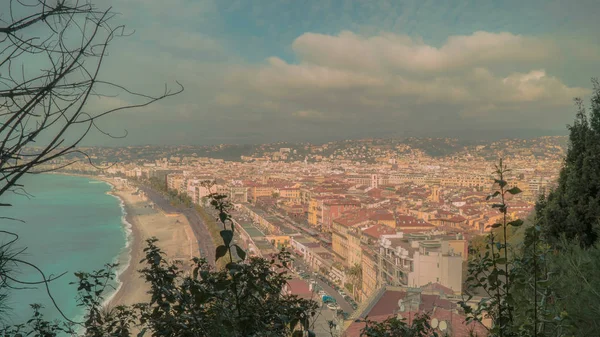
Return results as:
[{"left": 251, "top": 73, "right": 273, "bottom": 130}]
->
[
  {"left": 105, "top": 188, "right": 146, "bottom": 307},
  {"left": 102, "top": 191, "right": 136, "bottom": 307},
  {"left": 58, "top": 173, "right": 196, "bottom": 308}
]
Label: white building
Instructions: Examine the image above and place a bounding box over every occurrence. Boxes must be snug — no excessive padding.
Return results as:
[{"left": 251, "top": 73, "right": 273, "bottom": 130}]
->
[{"left": 376, "top": 233, "right": 464, "bottom": 295}]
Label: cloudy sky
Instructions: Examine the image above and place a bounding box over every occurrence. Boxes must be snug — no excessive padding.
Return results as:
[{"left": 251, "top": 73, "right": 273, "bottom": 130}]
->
[{"left": 84, "top": 0, "right": 600, "bottom": 145}]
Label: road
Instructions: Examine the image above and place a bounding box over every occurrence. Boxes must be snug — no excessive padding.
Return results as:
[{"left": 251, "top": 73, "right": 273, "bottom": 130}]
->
[
  {"left": 138, "top": 186, "right": 216, "bottom": 266},
  {"left": 293, "top": 257, "right": 354, "bottom": 314}
]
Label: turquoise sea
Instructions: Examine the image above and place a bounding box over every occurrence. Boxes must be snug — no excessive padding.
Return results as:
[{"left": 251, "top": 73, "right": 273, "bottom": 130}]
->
[{"left": 0, "top": 174, "right": 129, "bottom": 325}]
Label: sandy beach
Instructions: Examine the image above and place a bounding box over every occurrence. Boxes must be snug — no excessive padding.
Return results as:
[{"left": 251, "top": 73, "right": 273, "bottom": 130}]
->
[{"left": 102, "top": 178, "right": 197, "bottom": 307}]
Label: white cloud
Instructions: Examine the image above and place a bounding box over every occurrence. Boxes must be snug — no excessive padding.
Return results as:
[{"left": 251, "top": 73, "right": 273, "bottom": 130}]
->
[
  {"left": 90, "top": 27, "right": 594, "bottom": 144},
  {"left": 219, "top": 31, "right": 588, "bottom": 123},
  {"left": 291, "top": 31, "right": 557, "bottom": 74}
]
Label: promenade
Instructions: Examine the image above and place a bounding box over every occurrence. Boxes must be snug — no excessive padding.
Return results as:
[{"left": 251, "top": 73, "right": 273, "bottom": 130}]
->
[{"left": 138, "top": 186, "right": 217, "bottom": 266}]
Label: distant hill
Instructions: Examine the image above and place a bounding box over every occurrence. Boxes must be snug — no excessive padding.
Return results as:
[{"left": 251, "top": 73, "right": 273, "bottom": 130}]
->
[{"left": 41, "top": 136, "right": 568, "bottom": 164}]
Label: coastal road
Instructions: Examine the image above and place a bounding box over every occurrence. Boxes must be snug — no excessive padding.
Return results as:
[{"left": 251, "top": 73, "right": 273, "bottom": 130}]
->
[{"left": 138, "top": 186, "right": 216, "bottom": 266}]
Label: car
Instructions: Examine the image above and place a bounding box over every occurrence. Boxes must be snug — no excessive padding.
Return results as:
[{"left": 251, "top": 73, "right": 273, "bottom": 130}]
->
[
  {"left": 322, "top": 295, "right": 335, "bottom": 304},
  {"left": 327, "top": 303, "right": 340, "bottom": 310},
  {"left": 339, "top": 291, "right": 346, "bottom": 297}
]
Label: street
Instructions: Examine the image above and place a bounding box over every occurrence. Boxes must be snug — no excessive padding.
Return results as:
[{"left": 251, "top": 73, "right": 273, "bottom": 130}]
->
[{"left": 293, "top": 256, "right": 354, "bottom": 314}]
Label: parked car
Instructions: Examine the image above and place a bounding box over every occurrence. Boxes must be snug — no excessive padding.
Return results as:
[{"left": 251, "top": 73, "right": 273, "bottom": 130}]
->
[
  {"left": 322, "top": 295, "right": 336, "bottom": 304},
  {"left": 327, "top": 303, "right": 340, "bottom": 310}
]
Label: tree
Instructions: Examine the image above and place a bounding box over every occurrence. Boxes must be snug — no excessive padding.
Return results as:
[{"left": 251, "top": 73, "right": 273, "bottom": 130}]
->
[
  {"left": 347, "top": 263, "right": 362, "bottom": 298},
  {"left": 360, "top": 313, "right": 439, "bottom": 337},
  {"left": 0, "top": 0, "right": 180, "bottom": 327},
  {"left": 0, "top": 0, "right": 182, "bottom": 201},
  {"left": 537, "top": 79, "right": 600, "bottom": 247},
  {"left": 460, "top": 160, "right": 526, "bottom": 337}
]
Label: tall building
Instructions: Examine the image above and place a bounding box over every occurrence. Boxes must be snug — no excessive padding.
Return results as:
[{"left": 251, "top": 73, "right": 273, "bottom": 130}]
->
[
  {"left": 429, "top": 185, "right": 441, "bottom": 203},
  {"left": 361, "top": 232, "right": 465, "bottom": 300}
]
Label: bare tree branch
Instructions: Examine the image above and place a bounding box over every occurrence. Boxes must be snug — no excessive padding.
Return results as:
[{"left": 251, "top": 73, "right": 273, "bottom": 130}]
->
[{"left": 0, "top": 0, "right": 182, "bottom": 199}]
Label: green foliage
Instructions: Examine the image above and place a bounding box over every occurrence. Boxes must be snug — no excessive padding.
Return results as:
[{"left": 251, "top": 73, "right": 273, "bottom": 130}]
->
[
  {"left": 129, "top": 238, "right": 319, "bottom": 337},
  {"left": 537, "top": 79, "right": 600, "bottom": 248},
  {"left": 461, "top": 159, "right": 540, "bottom": 337},
  {"left": 509, "top": 225, "right": 570, "bottom": 337},
  {"left": 536, "top": 239, "right": 600, "bottom": 336},
  {"left": 146, "top": 177, "right": 193, "bottom": 207},
  {"left": 347, "top": 263, "right": 362, "bottom": 298},
  {"left": 360, "top": 313, "right": 440, "bottom": 337},
  {"left": 1, "top": 304, "right": 75, "bottom": 336},
  {"left": 148, "top": 177, "right": 168, "bottom": 193}
]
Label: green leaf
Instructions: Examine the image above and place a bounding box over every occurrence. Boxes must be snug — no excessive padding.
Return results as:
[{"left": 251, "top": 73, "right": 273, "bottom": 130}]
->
[
  {"left": 509, "top": 219, "right": 524, "bottom": 227},
  {"left": 492, "top": 203, "right": 504, "bottom": 209},
  {"left": 491, "top": 223, "right": 502, "bottom": 228},
  {"left": 290, "top": 319, "right": 300, "bottom": 332},
  {"left": 137, "top": 328, "right": 147, "bottom": 337},
  {"left": 486, "top": 191, "right": 500, "bottom": 200},
  {"left": 226, "top": 262, "right": 240, "bottom": 273},
  {"left": 235, "top": 244, "right": 247, "bottom": 260},
  {"left": 219, "top": 212, "right": 229, "bottom": 224},
  {"left": 215, "top": 245, "right": 228, "bottom": 261},
  {"left": 220, "top": 230, "right": 233, "bottom": 246},
  {"left": 495, "top": 179, "right": 507, "bottom": 188},
  {"left": 496, "top": 258, "right": 507, "bottom": 264},
  {"left": 507, "top": 186, "right": 522, "bottom": 195}
]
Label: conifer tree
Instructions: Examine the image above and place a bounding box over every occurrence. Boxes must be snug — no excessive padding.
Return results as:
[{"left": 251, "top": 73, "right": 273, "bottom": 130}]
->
[{"left": 537, "top": 79, "right": 600, "bottom": 247}]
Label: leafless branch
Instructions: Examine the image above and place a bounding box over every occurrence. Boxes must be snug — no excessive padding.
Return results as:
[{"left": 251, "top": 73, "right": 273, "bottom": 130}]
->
[{"left": 0, "top": 0, "right": 183, "bottom": 199}]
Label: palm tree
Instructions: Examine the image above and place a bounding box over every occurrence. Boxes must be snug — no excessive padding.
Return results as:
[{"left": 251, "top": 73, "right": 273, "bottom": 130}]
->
[{"left": 347, "top": 263, "right": 362, "bottom": 299}]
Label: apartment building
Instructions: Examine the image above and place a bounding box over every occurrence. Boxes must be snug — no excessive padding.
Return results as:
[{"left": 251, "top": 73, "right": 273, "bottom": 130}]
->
[
  {"left": 166, "top": 174, "right": 185, "bottom": 192},
  {"left": 439, "top": 175, "right": 489, "bottom": 189},
  {"left": 277, "top": 187, "right": 301, "bottom": 203},
  {"left": 322, "top": 199, "right": 361, "bottom": 231},
  {"left": 331, "top": 211, "right": 371, "bottom": 264},
  {"left": 230, "top": 186, "right": 248, "bottom": 203},
  {"left": 246, "top": 182, "right": 274, "bottom": 202},
  {"left": 361, "top": 232, "right": 465, "bottom": 300}
]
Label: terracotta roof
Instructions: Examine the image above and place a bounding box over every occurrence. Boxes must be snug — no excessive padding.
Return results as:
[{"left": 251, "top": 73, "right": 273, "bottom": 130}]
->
[
  {"left": 362, "top": 224, "right": 396, "bottom": 239},
  {"left": 334, "top": 209, "right": 370, "bottom": 227},
  {"left": 323, "top": 199, "right": 360, "bottom": 206},
  {"left": 342, "top": 289, "right": 488, "bottom": 337},
  {"left": 395, "top": 214, "right": 435, "bottom": 228},
  {"left": 285, "top": 278, "right": 312, "bottom": 300},
  {"left": 421, "top": 282, "right": 457, "bottom": 296}
]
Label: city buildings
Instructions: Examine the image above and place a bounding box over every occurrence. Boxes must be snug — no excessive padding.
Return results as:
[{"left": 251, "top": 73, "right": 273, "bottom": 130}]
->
[{"left": 52, "top": 136, "right": 566, "bottom": 330}]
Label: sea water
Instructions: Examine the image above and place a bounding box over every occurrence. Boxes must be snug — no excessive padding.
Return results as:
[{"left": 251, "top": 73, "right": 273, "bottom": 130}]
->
[{"left": 0, "top": 174, "right": 129, "bottom": 325}]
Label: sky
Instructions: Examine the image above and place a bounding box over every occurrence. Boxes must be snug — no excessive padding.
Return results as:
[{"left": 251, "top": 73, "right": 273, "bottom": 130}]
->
[{"left": 59, "top": 0, "right": 600, "bottom": 145}]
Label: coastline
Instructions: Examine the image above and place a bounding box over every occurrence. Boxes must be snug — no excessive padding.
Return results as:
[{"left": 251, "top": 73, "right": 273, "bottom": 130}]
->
[
  {"left": 104, "top": 188, "right": 147, "bottom": 306},
  {"left": 103, "top": 190, "right": 137, "bottom": 307},
  {"left": 65, "top": 174, "right": 196, "bottom": 308}
]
